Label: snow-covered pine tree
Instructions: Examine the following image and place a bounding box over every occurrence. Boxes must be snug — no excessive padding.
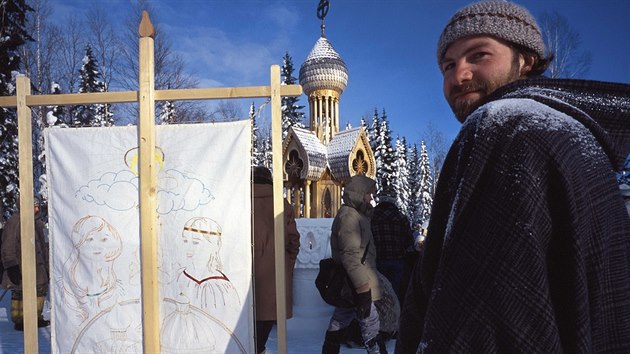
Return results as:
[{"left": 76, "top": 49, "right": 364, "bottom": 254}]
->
[
  {"left": 406, "top": 143, "right": 421, "bottom": 228},
  {"left": 47, "top": 82, "right": 68, "bottom": 127},
  {"left": 359, "top": 116, "right": 368, "bottom": 133},
  {"left": 262, "top": 135, "right": 273, "bottom": 170},
  {"left": 72, "top": 44, "right": 113, "bottom": 127},
  {"left": 369, "top": 108, "right": 380, "bottom": 153},
  {"left": 0, "top": 0, "right": 33, "bottom": 217},
  {"left": 375, "top": 109, "right": 395, "bottom": 196},
  {"left": 250, "top": 102, "right": 264, "bottom": 166},
  {"left": 393, "top": 136, "right": 410, "bottom": 216},
  {"left": 418, "top": 140, "right": 434, "bottom": 226},
  {"left": 158, "top": 100, "right": 176, "bottom": 125},
  {"left": 281, "top": 52, "right": 305, "bottom": 138}
]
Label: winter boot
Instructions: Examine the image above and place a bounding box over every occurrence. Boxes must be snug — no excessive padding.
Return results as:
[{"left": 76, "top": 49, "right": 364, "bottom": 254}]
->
[
  {"left": 322, "top": 330, "right": 344, "bottom": 354},
  {"left": 36, "top": 296, "right": 50, "bottom": 327},
  {"left": 11, "top": 299, "right": 24, "bottom": 331},
  {"left": 365, "top": 337, "right": 383, "bottom": 354}
]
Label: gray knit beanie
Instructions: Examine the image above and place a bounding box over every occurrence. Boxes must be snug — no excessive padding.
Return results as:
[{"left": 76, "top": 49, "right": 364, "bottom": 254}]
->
[{"left": 437, "top": 0, "right": 545, "bottom": 64}]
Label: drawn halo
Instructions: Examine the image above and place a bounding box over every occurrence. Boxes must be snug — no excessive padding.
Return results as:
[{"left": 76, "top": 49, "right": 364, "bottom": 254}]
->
[{"left": 124, "top": 146, "right": 165, "bottom": 176}]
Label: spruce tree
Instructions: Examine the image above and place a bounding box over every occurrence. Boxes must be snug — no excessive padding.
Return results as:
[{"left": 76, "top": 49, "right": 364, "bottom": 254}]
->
[
  {"left": 281, "top": 52, "right": 304, "bottom": 138},
  {"left": 393, "top": 136, "right": 410, "bottom": 216},
  {"left": 375, "top": 109, "right": 395, "bottom": 196},
  {"left": 47, "top": 82, "right": 67, "bottom": 126},
  {"left": 250, "top": 102, "right": 263, "bottom": 166},
  {"left": 406, "top": 143, "right": 421, "bottom": 228},
  {"left": 262, "top": 135, "right": 273, "bottom": 170},
  {"left": 72, "top": 44, "right": 113, "bottom": 127},
  {"left": 418, "top": 140, "right": 434, "bottom": 226},
  {"left": 369, "top": 108, "right": 380, "bottom": 152},
  {"left": 0, "top": 0, "right": 33, "bottom": 216},
  {"left": 158, "top": 100, "right": 176, "bottom": 125}
]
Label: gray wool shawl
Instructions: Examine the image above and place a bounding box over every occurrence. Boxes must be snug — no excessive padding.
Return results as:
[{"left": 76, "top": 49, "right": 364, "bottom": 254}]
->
[{"left": 398, "top": 79, "right": 630, "bottom": 354}]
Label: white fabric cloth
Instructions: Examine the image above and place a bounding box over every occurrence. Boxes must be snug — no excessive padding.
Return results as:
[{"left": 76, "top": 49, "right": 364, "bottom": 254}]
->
[{"left": 46, "top": 121, "right": 253, "bottom": 353}]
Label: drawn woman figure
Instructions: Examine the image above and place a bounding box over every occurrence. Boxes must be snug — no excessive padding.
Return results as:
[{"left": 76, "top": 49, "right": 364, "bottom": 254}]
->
[
  {"left": 161, "top": 293, "right": 216, "bottom": 353},
  {"left": 176, "top": 217, "right": 240, "bottom": 311},
  {"left": 60, "top": 215, "right": 124, "bottom": 323}
]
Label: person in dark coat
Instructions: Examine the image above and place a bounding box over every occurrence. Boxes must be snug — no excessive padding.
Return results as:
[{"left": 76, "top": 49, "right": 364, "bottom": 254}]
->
[
  {"left": 370, "top": 194, "right": 413, "bottom": 305},
  {"left": 252, "top": 166, "right": 301, "bottom": 354},
  {"left": 322, "top": 175, "right": 384, "bottom": 354},
  {"left": 1, "top": 198, "right": 49, "bottom": 331},
  {"left": 396, "top": 1, "right": 630, "bottom": 353}
]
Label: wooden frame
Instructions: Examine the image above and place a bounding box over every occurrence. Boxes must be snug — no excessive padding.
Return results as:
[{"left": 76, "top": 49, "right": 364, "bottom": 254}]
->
[{"left": 0, "top": 11, "right": 301, "bottom": 354}]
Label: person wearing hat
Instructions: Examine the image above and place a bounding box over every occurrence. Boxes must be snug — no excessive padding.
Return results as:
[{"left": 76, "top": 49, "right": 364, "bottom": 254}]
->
[
  {"left": 251, "top": 166, "right": 301, "bottom": 354},
  {"left": 396, "top": 1, "right": 630, "bottom": 352},
  {"left": 1, "top": 197, "right": 49, "bottom": 331},
  {"left": 323, "top": 175, "right": 385, "bottom": 354}
]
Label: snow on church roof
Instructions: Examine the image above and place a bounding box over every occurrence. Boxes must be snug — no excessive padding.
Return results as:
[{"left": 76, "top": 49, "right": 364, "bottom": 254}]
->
[
  {"left": 299, "top": 37, "right": 348, "bottom": 95},
  {"left": 285, "top": 127, "right": 328, "bottom": 181},
  {"left": 327, "top": 127, "right": 363, "bottom": 182}
]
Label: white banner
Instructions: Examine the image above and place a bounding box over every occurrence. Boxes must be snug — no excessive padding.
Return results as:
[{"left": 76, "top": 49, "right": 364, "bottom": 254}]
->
[{"left": 45, "top": 121, "right": 253, "bottom": 353}]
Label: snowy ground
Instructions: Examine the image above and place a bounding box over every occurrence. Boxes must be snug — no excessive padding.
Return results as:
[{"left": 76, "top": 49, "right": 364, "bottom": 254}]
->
[{"left": 0, "top": 289, "right": 396, "bottom": 354}]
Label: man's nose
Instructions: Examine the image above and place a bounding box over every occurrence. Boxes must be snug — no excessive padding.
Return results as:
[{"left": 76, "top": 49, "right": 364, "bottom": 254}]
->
[{"left": 452, "top": 62, "right": 473, "bottom": 85}]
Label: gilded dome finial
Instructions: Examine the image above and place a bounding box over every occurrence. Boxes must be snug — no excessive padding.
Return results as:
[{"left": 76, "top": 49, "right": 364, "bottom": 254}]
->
[{"left": 317, "top": 0, "right": 330, "bottom": 38}]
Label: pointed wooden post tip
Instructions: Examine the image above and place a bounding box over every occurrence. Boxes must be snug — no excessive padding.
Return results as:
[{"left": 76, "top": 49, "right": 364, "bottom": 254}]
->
[{"left": 139, "top": 10, "right": 156, "bottom": 38}]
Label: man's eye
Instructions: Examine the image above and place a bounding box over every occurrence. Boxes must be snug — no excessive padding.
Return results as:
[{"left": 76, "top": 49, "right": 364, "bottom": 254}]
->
[
  {"left": 442, "top": 62, "right": 454, "bottom": 72},
  {"left": 472, "top": 52, "right": 488, "bottom": 60}
]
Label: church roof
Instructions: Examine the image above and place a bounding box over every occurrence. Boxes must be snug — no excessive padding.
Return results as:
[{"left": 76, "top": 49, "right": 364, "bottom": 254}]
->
[
  {"left": 283, "top": 127, "right": 328, "bottom": 181},
  {"left": 327, "top": 128, "right": 362, "bottom": 182},
  {"left": 299, "top": 37, "right": 348, "bottom": 95}
]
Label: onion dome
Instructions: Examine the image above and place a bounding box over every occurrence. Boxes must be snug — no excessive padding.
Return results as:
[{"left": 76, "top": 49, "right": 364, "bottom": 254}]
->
[{"left": 299, "top": 37, "right": 348, "bottom": 95}]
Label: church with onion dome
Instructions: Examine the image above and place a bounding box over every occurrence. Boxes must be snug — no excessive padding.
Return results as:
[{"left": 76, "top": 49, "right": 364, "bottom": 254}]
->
[{"left": 282, "top": 6, "right": 375, "bottom": 219}]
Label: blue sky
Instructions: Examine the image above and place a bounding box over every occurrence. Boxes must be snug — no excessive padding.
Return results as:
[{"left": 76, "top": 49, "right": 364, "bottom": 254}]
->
[{"left": 51, "top": 0, "right": 630, "bottom": 144}]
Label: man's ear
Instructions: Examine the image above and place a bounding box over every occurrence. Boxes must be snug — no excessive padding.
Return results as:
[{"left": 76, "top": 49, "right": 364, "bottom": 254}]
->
[{"left": 519, "top": 53, "right": 536, "bottom": 77}]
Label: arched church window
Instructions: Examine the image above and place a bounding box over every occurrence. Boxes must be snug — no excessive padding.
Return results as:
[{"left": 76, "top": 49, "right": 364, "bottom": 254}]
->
[
  {"left": 285, "top": 150, "right": 304, "bottom": 185},
  {"left": 352, "top": 150, "right": 368, "bottom": 175}
]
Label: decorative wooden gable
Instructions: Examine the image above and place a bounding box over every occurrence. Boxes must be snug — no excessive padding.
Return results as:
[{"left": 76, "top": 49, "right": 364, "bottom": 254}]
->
[
  {"left": 327, "top": 127, "right": 375, "bottom": 184},
  {"left": 282, "top": 127, "right": 327, "bottom": 185}
]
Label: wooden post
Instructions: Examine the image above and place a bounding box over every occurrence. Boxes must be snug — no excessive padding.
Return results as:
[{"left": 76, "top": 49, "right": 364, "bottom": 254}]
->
[
  {"left": 305, "top": 180, "right": 311, "bottom": 218},
  {"left": 16, "top": 75, "right": 38, "bottom": 354},
  {"left": 270, "top": 65, "right": 287, "bottom": 354},
  {"left": 138, "top": 11, "right": 160, "bottom": 354}
]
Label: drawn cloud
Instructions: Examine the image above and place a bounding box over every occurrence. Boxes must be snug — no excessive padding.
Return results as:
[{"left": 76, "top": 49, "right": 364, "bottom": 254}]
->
[
  {"left": 76, "top": 169, "right": 214, "bottom": 214},
  {"left": 157, "top": 169, "right": 214, "bottom": 215},
  {"left": 76, "top": 170, "right": 139, "bottom": 211}
]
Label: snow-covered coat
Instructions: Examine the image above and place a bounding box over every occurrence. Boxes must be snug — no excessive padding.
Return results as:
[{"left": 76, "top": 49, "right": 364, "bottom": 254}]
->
[
  {"left": 253, "top": 183, "right": 301, "bottom": 321},
  {"left": 1, "top": 211, "right": 49, "bottom": 290},
  {"left": 331, "top": 175, "right": 382, "bottom": 301},
  {"left": 398, "top": 79, "right": 630, "bottom": 353}
]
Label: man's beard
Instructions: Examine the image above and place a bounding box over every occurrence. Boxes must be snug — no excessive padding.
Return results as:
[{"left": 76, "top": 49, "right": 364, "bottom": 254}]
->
[{"left": 447, "top": 61, "right": 522, "bottom": 122}]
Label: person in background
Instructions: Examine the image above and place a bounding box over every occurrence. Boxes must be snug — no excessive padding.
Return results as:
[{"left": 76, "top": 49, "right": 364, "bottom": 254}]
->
[
  {"left": 397, "top": 1, "right": 630, "bottom": 352},
  {"left": 370, "top": 193, "right": 413, "bottom": 306},
  {"left": 252, "top": 166, "right": 301, "bottom": 354},
  {"left": 322, "top": 175, "right": 385, "bottom": 354},
  {"left": 1, "top": 198, "right": 49, "bottom": 331}
]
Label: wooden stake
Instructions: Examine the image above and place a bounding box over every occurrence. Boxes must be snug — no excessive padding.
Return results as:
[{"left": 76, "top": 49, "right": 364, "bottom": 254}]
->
[
  {"left": 16, "top": 75, "right": 38, "bottom": 353},
  {"left": 138, "top": 11, "right": 161, "bottom": 354},
  {"left": 270, "top": 65, "right": 288, "bottom": 354}
]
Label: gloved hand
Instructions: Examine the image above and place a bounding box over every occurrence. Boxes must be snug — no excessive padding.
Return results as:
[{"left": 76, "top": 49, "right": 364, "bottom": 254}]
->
[
  {"left": 6, "top": 265, "right": 21, "bottom": 285},
  {"left": 354, "top": 289, "right": 372, "bottom": 320}
]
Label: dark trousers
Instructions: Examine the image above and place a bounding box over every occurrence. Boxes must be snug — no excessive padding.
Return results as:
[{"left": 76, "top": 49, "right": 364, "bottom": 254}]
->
[
  {"left": 256, "top": 320, "right": 275, "bottom": 354},
  {"left": 377, "top": 259, "right": 405, "bottom": 304}
]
